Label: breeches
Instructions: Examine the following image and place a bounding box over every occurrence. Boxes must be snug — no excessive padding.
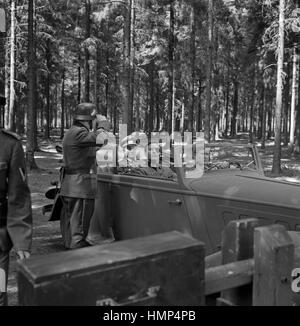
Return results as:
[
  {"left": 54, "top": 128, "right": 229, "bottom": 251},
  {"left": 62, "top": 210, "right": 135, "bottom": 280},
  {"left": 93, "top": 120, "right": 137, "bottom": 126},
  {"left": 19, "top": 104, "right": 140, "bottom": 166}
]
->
[
  {"left": 0, "top": 250, "right": 9, "bottom": 306},
  {"left": 60, "top": 197, "right": 94, "bottom": 249}
]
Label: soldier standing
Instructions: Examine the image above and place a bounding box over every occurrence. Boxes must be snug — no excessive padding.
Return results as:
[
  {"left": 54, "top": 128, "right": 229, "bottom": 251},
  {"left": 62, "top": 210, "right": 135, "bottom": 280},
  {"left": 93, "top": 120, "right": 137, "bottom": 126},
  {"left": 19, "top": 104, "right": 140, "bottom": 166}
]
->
[
  {"left": 0, "top": 129, "right": 32, "bottom": 306},
  {"left": 60, "top": 103, "right": 100, "bottom": 249}
]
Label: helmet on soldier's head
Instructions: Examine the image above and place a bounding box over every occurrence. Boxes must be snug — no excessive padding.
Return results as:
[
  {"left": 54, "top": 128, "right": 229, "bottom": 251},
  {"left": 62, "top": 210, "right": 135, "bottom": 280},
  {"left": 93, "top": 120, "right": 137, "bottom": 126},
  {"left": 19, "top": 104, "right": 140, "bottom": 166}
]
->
[{"left": 74, "top": 103, "right": 97, "bottom": 121}]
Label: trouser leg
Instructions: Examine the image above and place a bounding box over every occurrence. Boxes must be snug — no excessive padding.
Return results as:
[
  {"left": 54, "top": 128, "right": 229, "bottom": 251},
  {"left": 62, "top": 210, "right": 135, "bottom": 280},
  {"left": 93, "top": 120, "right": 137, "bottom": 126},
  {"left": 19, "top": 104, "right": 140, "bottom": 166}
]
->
[
  {"left": 86, "top": 184, "right": 115, "bottom": 245},
  {"left": 0, "top": 250, "right": 9, "bottom": 306},
  {"left": 60, "top": 197, "right": 94, "bottom": 249}
]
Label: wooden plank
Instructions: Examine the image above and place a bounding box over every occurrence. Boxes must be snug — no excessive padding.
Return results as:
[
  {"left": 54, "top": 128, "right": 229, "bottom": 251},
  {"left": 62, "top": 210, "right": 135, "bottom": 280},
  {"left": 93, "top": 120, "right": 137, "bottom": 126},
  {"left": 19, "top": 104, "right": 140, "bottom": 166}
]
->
[
  {"left": 221, "top": 218, "right": 260, "bottom": 305},
  {"left": 253, "top": 225, "right": 294, "bottom": 306},
  {"left": 205, "top": 259, "right": 253, "bottom": 296},
  {"left": 205, "top": 251, "right": 222, "bottom": 269},
  {"left": 18, "top": 231, "right": 205, "bottom": 306},
  {"left": 19, "top": 231, "right": 201, "bottom": 283}
]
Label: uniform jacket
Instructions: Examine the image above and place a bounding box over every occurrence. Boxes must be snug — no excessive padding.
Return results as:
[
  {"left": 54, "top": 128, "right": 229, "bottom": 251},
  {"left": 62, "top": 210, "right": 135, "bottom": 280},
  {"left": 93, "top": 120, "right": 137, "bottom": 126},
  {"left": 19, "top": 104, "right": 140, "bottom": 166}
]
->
[
  {"left": 0, "top": 129, "right": 32, "bottom": 252},
  {"left": 60, "top": 122, "right": 98, "bottom": 199}
]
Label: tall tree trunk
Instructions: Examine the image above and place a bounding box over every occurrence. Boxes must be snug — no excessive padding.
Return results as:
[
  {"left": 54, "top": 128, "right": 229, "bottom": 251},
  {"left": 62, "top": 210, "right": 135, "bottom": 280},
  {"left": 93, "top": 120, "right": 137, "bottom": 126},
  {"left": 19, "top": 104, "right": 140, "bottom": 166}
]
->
[
  {"left": 84, "top": 0, "right": 91, "bottom": 102},
  {"left": 188, "top": 3, "right": 196, "bottom": 132},
  {"left": 135, "top": 77, "right": 140, "bottom": 131},
  {"left": 294, "top": 58, "right": 300, "bottom": 152},
  {"left": 60, "top": 70, "right": 65, "bottom": 139},
  {"left": 230, "top": 80, "right": 238, "bottom": 137},
  {"left": 249, "top": 87, "right": 255, "bottom": 143},
  {"left": 45, "top": 40, "right": 51, "bottom": 139},
  {"left": 54, "top": 84, "right": 58, "bottom": 128},
  {"left": 196, "top": 79, "right": 202, "bottom": 131},
  {"left": 267, "top": 101, "right": 272, "bottom": 139},
  {"left": 225, "top": 74, "right": 230, "bottom": 136},
  {"left": 8, "top": 0, "right": 15, "bottom": 131},
  {"left": 261, "top": 83, "right": 267, "bottom": 149},
  {"left": 289, "top": 43, "right": 297, "bottom": 148},
  {"left": 104, "top": 46, "right": 109, "bottom": 116},
  {"left": 156, "top": 83, "right": 160, "bottom": 131},
  {"left": 129, "top": 0, "right": 135, "bottom": 133},
  {"left": 26, "top": 0, "right": 38, "bottom": 169},
  {"left": 272, "top": 0, "right": 285, "bottom": 175},
  {"left": 78, "top": 53, "right": 81, "bottom": 104},
  {"left": 205, "top": 0, "right": 213, "bottom": 142},
  {"left": 283, "top": 60, "right": 291, "bottom": 146},
  {"left": 168, "top": 2, "right": 175, "bottom": 135},
  {"left": 148, "top": 61, "right": 154, "bottom": 133},
  {"left": 4, "top": 38, "right": 9, "bottom": 129},
  {"left": 121, "top": 0, "right": 132, "bottom": 134}
]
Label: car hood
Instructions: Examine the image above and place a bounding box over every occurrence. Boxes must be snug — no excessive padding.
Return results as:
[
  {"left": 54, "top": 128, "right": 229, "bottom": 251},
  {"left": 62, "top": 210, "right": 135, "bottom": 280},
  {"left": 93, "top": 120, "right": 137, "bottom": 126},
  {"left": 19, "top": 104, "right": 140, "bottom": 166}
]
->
[{"left": 187, "top": 171, "right": 300, "bottom": 210}]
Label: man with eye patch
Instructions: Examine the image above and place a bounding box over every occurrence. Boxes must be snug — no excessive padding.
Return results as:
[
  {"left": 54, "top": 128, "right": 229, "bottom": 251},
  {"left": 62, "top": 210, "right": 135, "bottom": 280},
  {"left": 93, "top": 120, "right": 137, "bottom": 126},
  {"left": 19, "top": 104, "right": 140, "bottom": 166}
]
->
[{"left": 0, "top": 129, "right": 32, "bottom": 306}]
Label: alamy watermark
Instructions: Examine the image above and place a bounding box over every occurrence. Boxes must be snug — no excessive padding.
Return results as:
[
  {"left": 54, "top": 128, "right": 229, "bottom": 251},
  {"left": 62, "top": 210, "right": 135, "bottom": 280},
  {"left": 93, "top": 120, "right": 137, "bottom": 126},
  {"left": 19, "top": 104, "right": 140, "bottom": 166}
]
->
[
  {"left": 96, "top": 124, "right": 205, "bottom": 179},
  {"left": 292, "top": 268, "right": 300, "bottom": 293}
]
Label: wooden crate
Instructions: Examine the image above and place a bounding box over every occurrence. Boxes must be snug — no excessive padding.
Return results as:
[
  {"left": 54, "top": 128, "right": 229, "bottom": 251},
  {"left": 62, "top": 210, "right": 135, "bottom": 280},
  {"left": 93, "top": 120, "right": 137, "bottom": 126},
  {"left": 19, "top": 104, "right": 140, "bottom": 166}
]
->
[{"left": 17, "top": 231, "right": 205, "bottom": 306}]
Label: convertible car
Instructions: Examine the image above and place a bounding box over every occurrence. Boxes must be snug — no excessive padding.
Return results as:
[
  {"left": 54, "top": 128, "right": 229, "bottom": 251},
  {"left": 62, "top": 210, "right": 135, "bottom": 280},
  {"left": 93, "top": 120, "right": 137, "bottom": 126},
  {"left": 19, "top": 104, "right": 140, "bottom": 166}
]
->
[{"left": 93, "top": 143, "right": 300, "bottom": 255}]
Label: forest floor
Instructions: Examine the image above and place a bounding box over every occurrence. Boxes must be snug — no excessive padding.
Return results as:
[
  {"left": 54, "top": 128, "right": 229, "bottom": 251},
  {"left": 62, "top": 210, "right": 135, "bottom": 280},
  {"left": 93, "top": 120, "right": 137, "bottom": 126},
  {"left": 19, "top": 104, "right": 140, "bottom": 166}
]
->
[{"left": 6, "top": 132, "right": 300, "bottom": 306}]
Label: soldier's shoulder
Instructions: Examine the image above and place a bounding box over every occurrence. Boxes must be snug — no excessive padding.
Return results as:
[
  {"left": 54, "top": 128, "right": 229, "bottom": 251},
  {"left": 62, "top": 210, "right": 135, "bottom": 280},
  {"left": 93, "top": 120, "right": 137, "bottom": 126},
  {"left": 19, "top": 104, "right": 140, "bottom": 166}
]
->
[{"left": 0, "top": 129, "right": 22, "bottom": 141}]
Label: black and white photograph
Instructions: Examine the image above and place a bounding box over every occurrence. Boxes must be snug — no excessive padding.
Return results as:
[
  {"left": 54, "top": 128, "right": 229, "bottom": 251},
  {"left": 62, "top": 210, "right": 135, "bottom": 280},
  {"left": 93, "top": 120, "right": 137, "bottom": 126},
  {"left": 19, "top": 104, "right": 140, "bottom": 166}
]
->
[{"left": 0, "top": 0, "right": 300, "bottom": 311}]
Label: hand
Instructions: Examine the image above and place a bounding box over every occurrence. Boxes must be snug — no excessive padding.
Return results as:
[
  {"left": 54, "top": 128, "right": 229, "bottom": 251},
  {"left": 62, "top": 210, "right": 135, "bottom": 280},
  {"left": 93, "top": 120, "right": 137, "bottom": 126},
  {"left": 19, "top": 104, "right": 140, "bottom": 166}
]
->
[
  {"left": 16, "top": 251, "right": 30, "bottom": 261},
  {"left": 94, "top": 115, "right": 111, "bottom": 131}
]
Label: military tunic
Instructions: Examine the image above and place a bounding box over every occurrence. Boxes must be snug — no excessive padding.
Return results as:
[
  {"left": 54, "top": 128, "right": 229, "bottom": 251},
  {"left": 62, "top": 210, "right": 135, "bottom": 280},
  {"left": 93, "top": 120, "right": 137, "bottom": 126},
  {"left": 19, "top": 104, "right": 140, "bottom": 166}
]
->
[
  {"left": 60, "top": 122, "right": 98, "bottom": 249},
  {"left": 0, "top": 129, "right": 32, "bottom": 305}
]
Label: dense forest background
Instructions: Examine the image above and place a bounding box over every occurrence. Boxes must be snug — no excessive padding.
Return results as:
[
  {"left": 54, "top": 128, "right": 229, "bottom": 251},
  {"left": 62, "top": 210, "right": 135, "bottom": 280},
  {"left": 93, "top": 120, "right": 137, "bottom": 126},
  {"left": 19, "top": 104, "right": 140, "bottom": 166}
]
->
[{"left": 0, "top": 0, "right": 300, "bottom": 173}]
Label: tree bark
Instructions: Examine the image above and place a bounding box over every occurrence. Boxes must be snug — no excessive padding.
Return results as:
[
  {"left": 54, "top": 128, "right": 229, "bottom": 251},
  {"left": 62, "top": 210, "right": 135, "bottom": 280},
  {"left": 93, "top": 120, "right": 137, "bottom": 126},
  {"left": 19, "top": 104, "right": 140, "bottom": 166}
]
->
[
  {"left": 45, "top": 40, "right": 51, "bottom": 139},
  {"left": 168, "top": 2, "right": 175, "bottom": 135},
  {"left": 8, "top": 0, "right": 15, "bottom": 131},
  {"left": 225, "top": 74, "right": 230, "bottom": 137},
  {"left": 272, "top": 0, "right": 285, "bottom": 175},
  {"left": 60, "top": 69, "right": 65, "bottom": 139},
  {"left": 205, "top": 0, "right": 213, "bottom": 142},
  {"left": 78, "top": 53, "right": 81, "bottom": 104},
  {"left": 230, "top": 80, "right": 238, "bottom": 137},
  {"left": 148, "top": 60, "right": 154, "bottom": 133},
  {"left": 121, "top": 0, "right": 132, "bottom": 134},
  {"left": 196, "top": 79, "right": 203, "bottom": 132},
  {"left": 261, "top": 83, "right": 267, "bottom": 149},
  {"left": 26, "top": 0, "right": 38, "bottom": 169},
  {"left": 188, "top": 3, "right": 196, "bottom": 132},
  {"left": 283, "top": 60, "right": 290, "bottom": 146},
  {"left": 84, "top": 0, "right": 91, "bottom": 102},
  {"left": 289, "top": 44, "right": 297, "bottom": 148},
  {"left": 293, "top": 59, "right": 300, "bottom": 153}
]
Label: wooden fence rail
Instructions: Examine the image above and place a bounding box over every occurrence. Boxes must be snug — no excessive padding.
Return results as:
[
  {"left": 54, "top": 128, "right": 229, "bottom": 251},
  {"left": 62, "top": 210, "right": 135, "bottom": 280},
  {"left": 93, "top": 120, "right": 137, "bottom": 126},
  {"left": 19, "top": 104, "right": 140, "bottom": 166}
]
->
[{"left": 205, "top": 218, "right": 300, "bottom": 306}]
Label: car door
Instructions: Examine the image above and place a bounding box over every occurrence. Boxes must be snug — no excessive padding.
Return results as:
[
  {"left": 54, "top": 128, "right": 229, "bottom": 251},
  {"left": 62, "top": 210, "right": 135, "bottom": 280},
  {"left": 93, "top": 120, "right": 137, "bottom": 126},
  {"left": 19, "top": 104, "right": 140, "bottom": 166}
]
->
[{"left": 110, "top": 175, "right": 193, "bottom": 241}]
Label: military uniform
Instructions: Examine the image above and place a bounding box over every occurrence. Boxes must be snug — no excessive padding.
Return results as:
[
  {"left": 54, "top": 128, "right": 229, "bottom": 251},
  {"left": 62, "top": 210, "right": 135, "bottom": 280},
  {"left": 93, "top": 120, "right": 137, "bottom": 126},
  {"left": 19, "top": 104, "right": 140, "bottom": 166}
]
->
[
  {"left": 60, "top": 110, "right": 99, "bottom": 249},
  {"left": 0, "top": 129, "right": 32, "bottom": 305}
]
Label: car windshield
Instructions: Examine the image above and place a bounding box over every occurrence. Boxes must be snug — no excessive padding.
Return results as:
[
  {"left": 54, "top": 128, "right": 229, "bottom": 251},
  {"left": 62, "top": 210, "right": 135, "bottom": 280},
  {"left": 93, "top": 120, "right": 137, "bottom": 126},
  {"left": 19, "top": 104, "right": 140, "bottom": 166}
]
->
[{"left": 108, "top": 139, "right": 263, "bottom": 182}]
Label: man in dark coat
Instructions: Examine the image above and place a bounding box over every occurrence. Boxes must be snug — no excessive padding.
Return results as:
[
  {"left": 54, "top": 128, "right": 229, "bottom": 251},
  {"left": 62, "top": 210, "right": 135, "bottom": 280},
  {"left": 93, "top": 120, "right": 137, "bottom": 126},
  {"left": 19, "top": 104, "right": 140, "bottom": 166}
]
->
[
  {"left": 0, "top": 129, "right": 32, "bottom": 306},
  {"left": 60, "top": 103, "right": 99, "bottom": 249}
]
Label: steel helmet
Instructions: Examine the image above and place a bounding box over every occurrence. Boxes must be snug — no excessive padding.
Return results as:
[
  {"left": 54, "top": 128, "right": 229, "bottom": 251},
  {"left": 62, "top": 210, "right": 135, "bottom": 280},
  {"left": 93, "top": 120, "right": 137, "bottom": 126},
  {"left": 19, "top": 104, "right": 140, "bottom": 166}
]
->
[{"left": 74, "top": 103, "right": 97, "bottom": 121}]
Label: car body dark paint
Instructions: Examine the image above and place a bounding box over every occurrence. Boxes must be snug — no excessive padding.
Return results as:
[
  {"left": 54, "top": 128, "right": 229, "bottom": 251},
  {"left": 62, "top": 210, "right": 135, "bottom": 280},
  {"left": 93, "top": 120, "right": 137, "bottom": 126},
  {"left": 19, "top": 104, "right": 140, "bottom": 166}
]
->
[{"left": 96, "top": 166, "right": 300, "bottom": 256}]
